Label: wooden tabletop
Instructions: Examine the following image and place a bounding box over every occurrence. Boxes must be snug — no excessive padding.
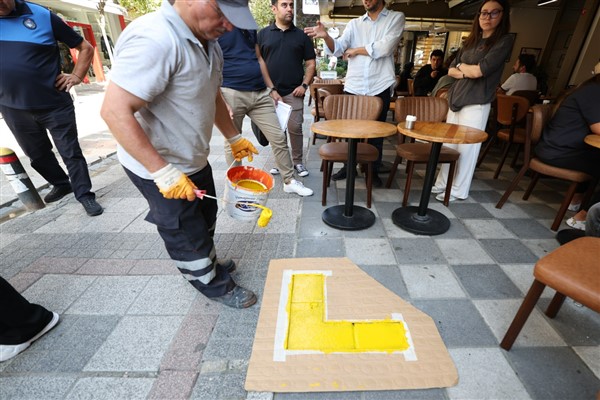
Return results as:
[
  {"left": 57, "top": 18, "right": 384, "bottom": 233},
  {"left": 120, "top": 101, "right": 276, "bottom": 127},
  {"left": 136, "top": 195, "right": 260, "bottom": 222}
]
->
[
  {"left": 311, "top": 120, "right": 397, "bottom": 139},
  {"left": 397, "top": 121, "right": 488, "bottom": 144},
  {"left": 584, "top": 134, "right": 600, "bottom": 149}
]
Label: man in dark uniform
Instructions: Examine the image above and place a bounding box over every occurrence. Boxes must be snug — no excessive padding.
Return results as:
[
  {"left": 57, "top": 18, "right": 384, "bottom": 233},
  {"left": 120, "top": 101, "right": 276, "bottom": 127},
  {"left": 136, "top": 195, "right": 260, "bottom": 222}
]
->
[
  {"left": 0, "top": 0, "right": 103, "bottom": 216},
  {"left": 257, "top": 0, "right": 316, "bottom": 177}
]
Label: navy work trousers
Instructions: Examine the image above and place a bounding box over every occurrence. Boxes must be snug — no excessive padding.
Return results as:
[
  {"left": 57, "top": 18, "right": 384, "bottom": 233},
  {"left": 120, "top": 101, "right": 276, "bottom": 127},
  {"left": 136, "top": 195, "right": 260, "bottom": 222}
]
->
[
  {"left": 0, "top": 103, "right": 94, "bottom": 201},
  {"left": 124, "top": 164, "right": 235, "bottom": 298}
]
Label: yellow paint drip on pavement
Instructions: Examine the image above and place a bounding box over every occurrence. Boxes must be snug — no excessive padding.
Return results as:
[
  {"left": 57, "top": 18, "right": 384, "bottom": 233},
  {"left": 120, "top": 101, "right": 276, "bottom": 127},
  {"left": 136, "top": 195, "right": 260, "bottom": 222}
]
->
[{"left": 286, "top": 274, "right": 410, "bottom": 353}]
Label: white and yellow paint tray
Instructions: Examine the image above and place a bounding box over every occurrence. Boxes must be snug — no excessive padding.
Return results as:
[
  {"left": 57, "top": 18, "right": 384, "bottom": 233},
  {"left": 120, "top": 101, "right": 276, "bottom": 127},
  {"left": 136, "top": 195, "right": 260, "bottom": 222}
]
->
[{"left": 245, "top": 257, "right": 458, "bottom": 392}]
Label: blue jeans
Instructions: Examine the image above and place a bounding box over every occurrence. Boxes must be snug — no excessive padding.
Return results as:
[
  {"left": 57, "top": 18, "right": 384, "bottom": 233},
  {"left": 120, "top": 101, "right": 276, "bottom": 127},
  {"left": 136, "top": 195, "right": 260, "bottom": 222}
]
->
[{"left": 0, "top": 103, "right": 94, "bottom": 201}]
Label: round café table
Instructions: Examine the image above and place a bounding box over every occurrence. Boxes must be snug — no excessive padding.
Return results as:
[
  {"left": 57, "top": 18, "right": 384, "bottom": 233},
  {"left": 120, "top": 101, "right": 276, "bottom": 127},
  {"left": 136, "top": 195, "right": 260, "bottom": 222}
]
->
[
  {"left": 311, "top": 119, "right": 397, "bottom": 230},
  {"left": 584, "top": 134, "right": 600, "bottom": 149},
  {"left": 392, "top": 121, "right": 488, "bottom": 235}
]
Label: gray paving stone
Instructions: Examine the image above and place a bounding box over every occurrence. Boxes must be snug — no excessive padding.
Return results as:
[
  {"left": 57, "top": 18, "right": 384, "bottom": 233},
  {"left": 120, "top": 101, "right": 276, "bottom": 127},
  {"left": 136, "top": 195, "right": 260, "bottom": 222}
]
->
[
  {"left": 447, "top": 348, "right": 529, "bottom": 400},
  {"left": 22, "top": 274, "right": 96, "bottom": 313},
  {"left": 363, "top": 389, "right": 448, "bottom": 399},
  {"left": 468, "top": 189, "right": 503, "bottom": 203},
  {"left": 505, "top": 347, "right": 600, "bottom": 400},
  {"left": 515, "top": 203, "right": 559, "bottom": 219},
  {"left": 345, "top": 238, "right": 396, "bottom": 265},
  {"left": 0, "top": 376, "right": 77, "bottom": 400},
  {"left": 400, "top": 264, "right": 466, "bottom": 299},
  {"left": 411, "top": 299, "right": 497, "bottom": 347},
  {"left": 298, "top": 216, "right": 343, "bottom": 238},
  {"left": 478, "top": 239, "right": 538, "bottom": 264},
  {"left": 296, "top": 237, "right": 345, "bottom": 257},
  {"left": 537, "top": 297, "right": 600, "bottom": 346},
  {"left": 461, "top": 219, "right": 516, "bottom": 239},
  {"left": 500, "top": 218, "right": 555, "bottom": 239},
  {"left": 359, "top": 264, "right": 410, "bottom": 299},
  {"left": 473, "top": 299, "right": 565, "bottom": 347},
  {"left": 128, "top": 275, "right": 196, "bottom": 315},
  {"left": 521, "top": 238, "right": 560, "bottom": 259},
  {"left": 67, "top": 275, "right": 150, "bottom": 315},
  {"left": 481, "top": 202, "right": 530, "bottom": 219},
  {"left": 84, "top": 315, "right": 183, "bottom": 371},
  {"left": 443, "top": 203, "right": 494, "bottom": 219},
  {"left": 452, "top": 265, "right": 522, "bottom": 299},
  {"left": 275, "top": 392, "right": 362, "bottom": 399},
  {"left": 499, "top": 264, "right": 555, "bottom": 299},
  {"left": 66, "top": 377, "right": 154, "bottom": 400},
  {"left": 573, "top": 346, "right": 600, "bottom": 379},
  {"left": 391, "top": 238, "right": 446, "bottom": 264},
  {"left": 435, "top": 239, "right": 494, "bottom": 265},
  {"left": 190, "top": 372, "right": 247, "bottom": 400},
  {"left": 202, "top": 338, "right": 254, "bottom": 361},
  {"left": 381, "top": 217, "right": 421, "bottom": 238}
]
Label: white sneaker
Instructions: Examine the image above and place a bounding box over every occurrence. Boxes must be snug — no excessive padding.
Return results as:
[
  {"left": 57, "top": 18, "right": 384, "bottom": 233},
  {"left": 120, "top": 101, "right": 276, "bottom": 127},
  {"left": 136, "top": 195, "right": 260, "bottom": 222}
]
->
[
  {"left": 431, "top": 186, "right": 445, "bottom": 194},
  {"left": 284, "top": 179, "right": 313, "bottom": 197},
  {"left": 269, "top": 167, "right": 280, "bottom": 175},
  {"left": 295, "top": 164, "right": 309, "bottom": 177},
  {"left": 0, "top": 312, "right": 59, "bottom": 362},
  {"left": 436, "top": 193, "right": 458, "bottom": 202}
]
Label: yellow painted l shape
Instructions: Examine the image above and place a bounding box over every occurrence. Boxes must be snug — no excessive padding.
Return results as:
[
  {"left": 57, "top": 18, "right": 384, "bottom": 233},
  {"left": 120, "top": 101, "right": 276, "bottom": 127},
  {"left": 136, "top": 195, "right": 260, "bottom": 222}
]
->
[{"left": 285, "top": 274, "right": 410, "bottom": 353}]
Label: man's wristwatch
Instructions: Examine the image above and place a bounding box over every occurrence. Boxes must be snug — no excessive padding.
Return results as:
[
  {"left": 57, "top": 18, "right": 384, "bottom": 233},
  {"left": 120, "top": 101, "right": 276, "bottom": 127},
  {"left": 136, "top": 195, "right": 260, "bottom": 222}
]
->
[
  {"left": 268, "top": 87, "right": 277, "bottom": 94},
  {"left": 456, "top": 63, "right": 462, "bottom": 70},
  {"left": 301, "top": 83, "right": 308, "bottom": 90}
]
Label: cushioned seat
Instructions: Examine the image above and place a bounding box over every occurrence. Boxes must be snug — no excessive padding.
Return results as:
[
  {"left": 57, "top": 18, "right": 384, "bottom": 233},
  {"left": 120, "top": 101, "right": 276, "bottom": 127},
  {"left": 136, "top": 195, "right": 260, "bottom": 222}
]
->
[
  {"left": 318, "top": 94, "right": 383, "bottom": 208},
  {"left": 384, "top": 97, "right": 458, "bottom": 207},
  {"left": 500, "top": 237, "right": 600, "bottom": 351},
  {"left": 496, "top": 104, "right": 598, "bottom": 231}
]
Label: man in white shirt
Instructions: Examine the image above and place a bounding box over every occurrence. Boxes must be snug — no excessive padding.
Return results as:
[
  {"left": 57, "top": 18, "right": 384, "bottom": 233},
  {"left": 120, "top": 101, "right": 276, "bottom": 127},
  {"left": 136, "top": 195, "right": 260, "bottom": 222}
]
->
[
  {"left": 499, "top": 54, "right": 537, "bottom": 95},
  {"left": 305, "top": 0, "right": 404, "bottom": 186}
]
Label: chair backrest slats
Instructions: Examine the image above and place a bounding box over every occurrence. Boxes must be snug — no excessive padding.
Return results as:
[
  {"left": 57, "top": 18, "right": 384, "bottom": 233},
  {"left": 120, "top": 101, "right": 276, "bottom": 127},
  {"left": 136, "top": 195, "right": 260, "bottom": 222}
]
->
[
  {"left": 394, "top": 97, "right": 448, "bottom": 123},
  {"left": 323, "top": 95, "right": 382, "bottom": 121}
]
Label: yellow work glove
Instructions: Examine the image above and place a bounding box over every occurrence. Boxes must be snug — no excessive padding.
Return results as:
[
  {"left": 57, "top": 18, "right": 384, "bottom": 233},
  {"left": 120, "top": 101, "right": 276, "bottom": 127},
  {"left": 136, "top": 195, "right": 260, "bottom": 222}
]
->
[
  {"left": 150, "top": 164, "right": 197, "bottom": 201},
  {"left": 228, "top": 134, "right": 258, "bottom": 162}
]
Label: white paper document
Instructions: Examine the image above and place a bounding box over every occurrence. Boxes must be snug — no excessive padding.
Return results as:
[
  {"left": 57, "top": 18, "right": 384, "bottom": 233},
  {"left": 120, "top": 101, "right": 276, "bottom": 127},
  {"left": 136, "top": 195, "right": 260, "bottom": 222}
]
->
[{"left": 275, "top": 101, "right": 292, "bottom": 132}]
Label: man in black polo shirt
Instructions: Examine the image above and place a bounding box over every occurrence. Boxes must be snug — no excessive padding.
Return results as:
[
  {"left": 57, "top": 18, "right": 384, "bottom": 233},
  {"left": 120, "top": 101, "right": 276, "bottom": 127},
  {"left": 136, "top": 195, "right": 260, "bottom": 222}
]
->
[{"left": 257, "top": 0, "right": 316, "bottom": 177}]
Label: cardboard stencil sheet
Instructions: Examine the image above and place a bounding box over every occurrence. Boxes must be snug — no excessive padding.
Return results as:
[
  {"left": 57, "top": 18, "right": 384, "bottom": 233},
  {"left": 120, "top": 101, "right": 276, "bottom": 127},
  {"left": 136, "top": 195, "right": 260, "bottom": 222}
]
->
[{"left": 245, "top": 257, "right": 458, "bottom": 392}]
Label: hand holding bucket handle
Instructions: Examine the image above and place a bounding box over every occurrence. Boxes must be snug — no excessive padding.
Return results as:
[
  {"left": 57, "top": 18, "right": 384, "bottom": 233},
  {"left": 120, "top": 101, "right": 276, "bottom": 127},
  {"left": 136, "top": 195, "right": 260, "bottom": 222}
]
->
[
  {"left": 228, "top": 134, "right": 259, "bottom": 162},
  {"left": 151, "top": 164, "right": 197, "bottom": 201}
]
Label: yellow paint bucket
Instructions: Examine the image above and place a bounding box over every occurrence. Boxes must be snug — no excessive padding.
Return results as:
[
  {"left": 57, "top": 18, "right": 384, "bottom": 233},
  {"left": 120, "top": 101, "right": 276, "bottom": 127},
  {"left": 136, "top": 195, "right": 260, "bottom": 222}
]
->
[{"left": 224, "top": 166, "right": 274, "bottom": 221}]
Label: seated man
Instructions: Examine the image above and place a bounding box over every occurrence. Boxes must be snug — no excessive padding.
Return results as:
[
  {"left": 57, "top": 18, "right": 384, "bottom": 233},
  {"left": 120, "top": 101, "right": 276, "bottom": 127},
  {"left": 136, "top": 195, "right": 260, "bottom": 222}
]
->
[
  {"left": 499, "top": 54, "right": 537, "bottom": 95},
  {"left": 413, "top": 50, "right": 447, "bottom": 96}
]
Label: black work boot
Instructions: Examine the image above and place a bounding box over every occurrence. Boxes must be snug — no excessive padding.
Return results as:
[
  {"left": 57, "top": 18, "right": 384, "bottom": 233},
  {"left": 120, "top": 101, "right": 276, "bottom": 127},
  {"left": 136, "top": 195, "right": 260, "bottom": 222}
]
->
[
  {"left": 211, "top": 286, "right": 257, "bottom": 309},
  {"left": 44, "top": 185, "right": 73, "bottom": 203}
]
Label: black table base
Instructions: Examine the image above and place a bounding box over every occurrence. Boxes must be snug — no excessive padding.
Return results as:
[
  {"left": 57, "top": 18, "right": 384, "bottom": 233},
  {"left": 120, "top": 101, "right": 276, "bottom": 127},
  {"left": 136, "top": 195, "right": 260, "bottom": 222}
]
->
[
  {"left": 322, "top": 205, "right": 376, "bottom": 230},
  {"left": 392, "top": 141, "right": 451, "bottom": 236},
  {"left": 392, "top": 206, "right": 450, "bottom": 235}
]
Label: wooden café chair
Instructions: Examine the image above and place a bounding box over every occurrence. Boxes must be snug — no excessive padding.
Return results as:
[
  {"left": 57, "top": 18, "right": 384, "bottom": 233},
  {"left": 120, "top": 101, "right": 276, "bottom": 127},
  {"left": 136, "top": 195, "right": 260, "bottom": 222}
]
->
[
  {"left": 495, "top": 104, "right": 598, "bottom": 231},
  {"left": 385, "top": 96, "right": 460, "bottom": 207},
  {"left": 501, "top": 237, "right": 600, "bottom": 351},
  {"left": 477, "top": 93, "right": 530, "bottom": 178},
  {"left": 310, "top": 82, "right": 344, "bottom": 144},
  {"left": 318, "top": 95, "right": 382, "bottom": 208}
]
